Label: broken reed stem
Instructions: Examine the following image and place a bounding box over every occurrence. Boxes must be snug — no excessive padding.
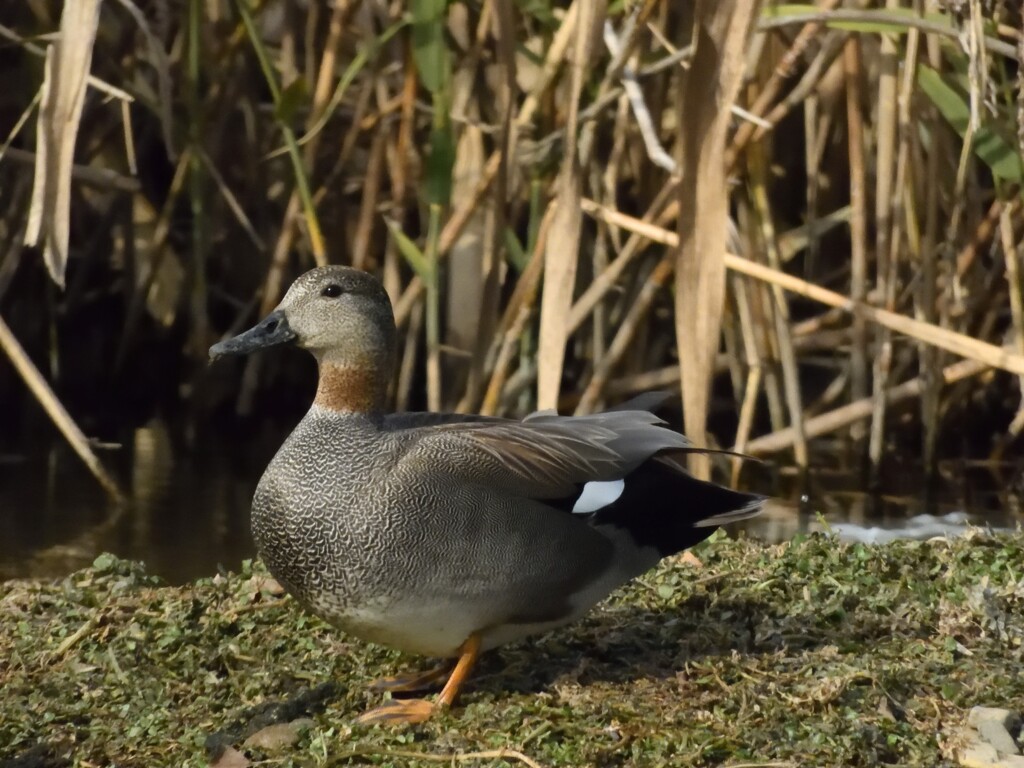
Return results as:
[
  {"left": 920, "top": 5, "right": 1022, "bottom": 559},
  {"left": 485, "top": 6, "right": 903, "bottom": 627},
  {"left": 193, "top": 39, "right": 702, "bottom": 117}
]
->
[
  {"left": 742, "top": 357, "right": 989, "bottom": 455},
  {"left": 0, "top": 315, "right": 124, "bottom": 502},
  {"left": 581, "top": 201, "right": 1024, "bottom": 377}
]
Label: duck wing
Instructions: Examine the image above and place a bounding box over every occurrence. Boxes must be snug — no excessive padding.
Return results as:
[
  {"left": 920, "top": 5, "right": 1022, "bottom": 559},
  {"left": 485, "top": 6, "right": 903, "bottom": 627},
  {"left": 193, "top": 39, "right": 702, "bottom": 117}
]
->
[{"left": 395, "top": 409, "right": 693, "bottom": 500}]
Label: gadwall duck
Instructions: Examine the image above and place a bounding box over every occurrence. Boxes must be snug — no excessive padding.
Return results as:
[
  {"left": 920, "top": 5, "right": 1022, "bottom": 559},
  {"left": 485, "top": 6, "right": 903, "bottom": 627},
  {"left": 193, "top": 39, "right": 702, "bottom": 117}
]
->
[{"left": 210, "top": 266, "right": 764, "bottom": 725}]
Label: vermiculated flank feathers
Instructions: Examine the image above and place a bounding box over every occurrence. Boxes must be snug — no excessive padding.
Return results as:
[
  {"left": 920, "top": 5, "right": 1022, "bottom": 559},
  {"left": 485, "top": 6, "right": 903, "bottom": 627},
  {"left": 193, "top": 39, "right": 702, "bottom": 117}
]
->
[{"left": 209, "top": 266, "right": 765, "bottom": 724}]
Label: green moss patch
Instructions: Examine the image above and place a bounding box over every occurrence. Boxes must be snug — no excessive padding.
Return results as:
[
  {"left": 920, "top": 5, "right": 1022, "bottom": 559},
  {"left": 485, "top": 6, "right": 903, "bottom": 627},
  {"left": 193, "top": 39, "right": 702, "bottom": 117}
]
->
[{"left": 2, "top": 532, "right": 1022, "bottom": 767}]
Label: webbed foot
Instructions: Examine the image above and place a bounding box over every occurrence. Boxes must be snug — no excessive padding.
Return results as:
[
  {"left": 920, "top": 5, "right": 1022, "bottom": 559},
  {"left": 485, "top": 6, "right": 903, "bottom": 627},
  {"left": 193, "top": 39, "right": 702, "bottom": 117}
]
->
[
  {"left": 356, "top": 633, "right": 482, "bottom": 726},
  {"left": 354, "top": 697, "right": 435, "bottom": 726}
]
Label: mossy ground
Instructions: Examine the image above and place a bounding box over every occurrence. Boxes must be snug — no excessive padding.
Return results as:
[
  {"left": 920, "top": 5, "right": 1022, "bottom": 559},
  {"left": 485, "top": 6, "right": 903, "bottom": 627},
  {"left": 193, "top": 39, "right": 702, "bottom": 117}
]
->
[{"left": 2, "top": 532, "right": 1023, "bottom": 767}]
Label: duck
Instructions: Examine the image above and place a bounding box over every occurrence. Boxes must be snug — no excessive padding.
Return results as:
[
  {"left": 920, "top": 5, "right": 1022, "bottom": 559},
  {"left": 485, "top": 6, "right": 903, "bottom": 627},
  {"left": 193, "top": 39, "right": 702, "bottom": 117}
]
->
[{"left": 210, "top": 265, "right": 765, "bottom": 725}]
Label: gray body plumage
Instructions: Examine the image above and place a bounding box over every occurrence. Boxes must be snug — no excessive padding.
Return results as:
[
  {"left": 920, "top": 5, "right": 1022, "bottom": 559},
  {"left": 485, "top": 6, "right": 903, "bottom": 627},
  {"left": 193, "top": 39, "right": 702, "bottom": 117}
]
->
[
  {"left": 253, "top": 406, "right": 681, "bottom": 657},
  {"left": 212, "top": 265, "right": 765, "bottom": 661}
]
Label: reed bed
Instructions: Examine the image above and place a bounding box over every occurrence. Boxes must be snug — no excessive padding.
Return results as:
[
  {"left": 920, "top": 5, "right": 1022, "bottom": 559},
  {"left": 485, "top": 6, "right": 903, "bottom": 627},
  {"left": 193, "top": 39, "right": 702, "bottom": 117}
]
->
[{"left": 1, "top": 0, "right": 1023, "bottom": 492}]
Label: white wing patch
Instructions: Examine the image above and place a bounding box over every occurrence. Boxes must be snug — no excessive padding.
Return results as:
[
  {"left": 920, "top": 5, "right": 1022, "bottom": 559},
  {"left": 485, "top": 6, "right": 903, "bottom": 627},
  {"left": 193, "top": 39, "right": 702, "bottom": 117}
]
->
[{"left": 572, "top": 479, "right": 625, "bottom": 513}]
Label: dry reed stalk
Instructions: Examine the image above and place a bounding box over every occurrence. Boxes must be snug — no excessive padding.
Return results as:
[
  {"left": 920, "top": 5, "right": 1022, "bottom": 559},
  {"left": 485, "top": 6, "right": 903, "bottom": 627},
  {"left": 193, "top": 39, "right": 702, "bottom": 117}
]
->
[
  {"left": 455, "top": 0, "right": 515, "bottom": 414},
  {"left": 116, "top": 149, "right": 192, "bottom": 371},
  {"left": 759, "top": 8, "right": 1016, "bottom": 58},
  {"left": 802, "top": 79, "right": 819, "bottom": 275},
  {"left": 604, "top": 365, "right": 694, "bottom": 396},
  {"left": 396, "top": 301, "right": 424, "bottom": 413},
  {"left": 721, "top": 279, "right": 745, "bottom": 407},
  {"left": 570, "top": 183, "right": 676, "bottom": 333},
  {"left": 0, "top": 21, "right": 134, "bottom": 103},
  {"left": 726, "top": 0, "right": 841, "bottom": 168},
  {"left": 729, "top": 273, "right": 766, "bottom": 484},
  {"left": 956, "top": 197, "right": 1017, "bottom": 277},
  {"left": 844, "top": 35, "right": 869, "bottom": 422},
  {"left": 538, "top": 0, "right": 605, "bottom": 410},
  {"left": 196, "top": 148, "right": 265, "bottom": 252},
  {"left": 481, "top": 303, "right": 534, "bottom": 417},
  {"left": 575, "top": 255, "right": 672, "bottom": 414},
  {"left": 867, "top": 0, "right": 901, "bottom": 473},
  {"left": 440, "top": 2, "right": 502, "bottom": 407},
  {"left": 352, "top": 128, "right": 387, "bottom": 270},
  {"left": 731, "top": 364, "right": 764, "bottom": 484},
  {"left": 675, "top": 0, "right": 762, "bottom": 479},
  {"left": 805, "top": 368, "right": 850, "bottom": 420},
  {"left": 393, "top": 0, "right": 583, "bottom": 332},
  {"left": 24, "top": 0, "right": 102, "bottom": 288},
  {"left": 999, "top": 209, "right": 1024, "bottom": 441},
  {"left": 749, "top": 32, "right": 848, "bottom": 154},
  {"left": 748, "top": 146, "right": 807, "bottom": 467},
  {"left": 257, "top": 0, "right": 351, "bottom": 317},
  {"left": 445, "top": 120, "right": 487, "bottom": 398},
  {"left": 308, "top": 81, "right": 371, "bottom": 208},
  {"left": 742, "top": 357, "right": 989, "bottom": 455},
  {"left": 0, "top": 315, "right": 124, "bottom": 501},
  {"left": 588, "top": 221, "right": 613, "bottom": 374},
  {"left": 751, "top": 279, "right": 788, "bottom": 435},
  {"left": 477, "top": 202, "right": 553, "bottom": 416},
  {"left": 2, "top": 148, "right": 140, "bottom": 194},
  {"left": 918, "top": 26, "right": 943, "bottom": 469},
  {"left": 939, "top": 16, "right": 984, "bottom": 323},
  {"left": 422, "top": 209, "right": 443, "bottom": 414},
  {"left": 584, "top": 203, "right": 1024, "bottom": 377},
  {"left": 393, "top": 35, "right": 417, "bottom": 205}
]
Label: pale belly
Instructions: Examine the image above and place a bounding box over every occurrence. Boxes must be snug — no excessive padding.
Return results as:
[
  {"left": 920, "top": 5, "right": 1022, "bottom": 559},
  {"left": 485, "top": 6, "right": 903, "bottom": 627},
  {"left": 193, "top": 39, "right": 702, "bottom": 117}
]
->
[{"left": 303, "top": 593, "right": 586, "bottom": 658}]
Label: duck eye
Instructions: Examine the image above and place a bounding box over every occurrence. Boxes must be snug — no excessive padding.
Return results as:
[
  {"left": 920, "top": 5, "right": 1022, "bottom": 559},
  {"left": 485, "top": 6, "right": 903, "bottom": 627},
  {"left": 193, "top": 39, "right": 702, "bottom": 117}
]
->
[{"left": 321, "top": 284, "right": 343, "bottom": 298}]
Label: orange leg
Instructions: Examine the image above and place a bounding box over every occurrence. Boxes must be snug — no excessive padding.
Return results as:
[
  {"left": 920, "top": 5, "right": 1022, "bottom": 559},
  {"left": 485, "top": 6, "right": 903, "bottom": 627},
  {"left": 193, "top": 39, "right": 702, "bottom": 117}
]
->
[
  {"left": 436, "top": 632, "right": 481, "bottom": 708},
  {"left": 355, "top": 633, "right": 482, "bottom": 726}
]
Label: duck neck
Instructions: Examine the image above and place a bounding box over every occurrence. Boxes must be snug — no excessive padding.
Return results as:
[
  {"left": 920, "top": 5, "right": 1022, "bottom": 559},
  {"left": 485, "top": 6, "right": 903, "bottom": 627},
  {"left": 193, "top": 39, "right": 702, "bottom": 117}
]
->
[{"left": 314, "top": 360, "right": 388, "bottom": 415}]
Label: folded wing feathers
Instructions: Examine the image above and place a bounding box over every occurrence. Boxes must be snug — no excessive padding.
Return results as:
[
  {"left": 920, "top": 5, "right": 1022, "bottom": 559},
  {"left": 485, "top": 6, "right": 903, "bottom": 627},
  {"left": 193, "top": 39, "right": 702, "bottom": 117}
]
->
[
  {"left": 430, "top": 409, "right": 692, "bottom": 495},
  {"left": 456, "top": 422, "right": 622, "bottom": 493},
  {"left": 407, "top": 407, "right": 756, "bottom": 506}
]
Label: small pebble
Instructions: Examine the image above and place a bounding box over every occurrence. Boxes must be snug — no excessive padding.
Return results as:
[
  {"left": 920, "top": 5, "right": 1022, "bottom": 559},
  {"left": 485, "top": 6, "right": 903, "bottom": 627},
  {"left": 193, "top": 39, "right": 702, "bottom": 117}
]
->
[{"left": 243, "top": 719, "right": 315, "bottom": 752}]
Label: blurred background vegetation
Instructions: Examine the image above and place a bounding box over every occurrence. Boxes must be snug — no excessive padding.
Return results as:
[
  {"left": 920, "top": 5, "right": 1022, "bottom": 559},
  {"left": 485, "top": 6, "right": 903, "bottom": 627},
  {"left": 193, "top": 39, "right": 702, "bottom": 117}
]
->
[{"left": 2, "top": 0, "right": 1024, "bottom": 499}]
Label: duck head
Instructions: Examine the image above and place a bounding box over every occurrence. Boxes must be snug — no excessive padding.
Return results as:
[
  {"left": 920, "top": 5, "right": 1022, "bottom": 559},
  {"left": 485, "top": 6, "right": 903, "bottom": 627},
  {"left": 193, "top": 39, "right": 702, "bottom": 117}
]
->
[{"left": 210, "top": 266, "right": 396, "bottom": 413}]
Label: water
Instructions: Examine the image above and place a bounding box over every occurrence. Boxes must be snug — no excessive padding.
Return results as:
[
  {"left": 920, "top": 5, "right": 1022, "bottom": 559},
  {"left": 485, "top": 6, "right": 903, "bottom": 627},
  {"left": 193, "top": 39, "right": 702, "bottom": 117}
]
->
[
  {"left": 1, "top": 421, "right": 1020, "bottom": 584},
  {"left": 0, "top": 421, "right": 269, "bottom": 584}
]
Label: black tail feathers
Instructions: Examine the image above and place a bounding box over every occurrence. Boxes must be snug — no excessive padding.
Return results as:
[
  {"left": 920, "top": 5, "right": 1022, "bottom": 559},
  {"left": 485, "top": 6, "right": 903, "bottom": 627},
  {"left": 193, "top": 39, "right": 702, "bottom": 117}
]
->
[{"left": 589, "top": 460, "right": 765, "bottom": 557}]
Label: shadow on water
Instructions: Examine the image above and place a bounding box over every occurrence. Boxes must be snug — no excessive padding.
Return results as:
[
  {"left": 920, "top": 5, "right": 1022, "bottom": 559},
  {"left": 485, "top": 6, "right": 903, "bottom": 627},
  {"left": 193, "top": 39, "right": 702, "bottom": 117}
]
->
[{"left": 1, "top": 418, "right": 1021, "bottom": 584}]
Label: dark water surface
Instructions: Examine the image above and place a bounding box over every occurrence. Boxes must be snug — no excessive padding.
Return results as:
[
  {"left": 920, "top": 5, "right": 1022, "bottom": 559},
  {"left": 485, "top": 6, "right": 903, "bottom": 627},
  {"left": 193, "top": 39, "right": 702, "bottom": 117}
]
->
[{"left": 1, "top": 420, "right": 1021, "bottom": 584}]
